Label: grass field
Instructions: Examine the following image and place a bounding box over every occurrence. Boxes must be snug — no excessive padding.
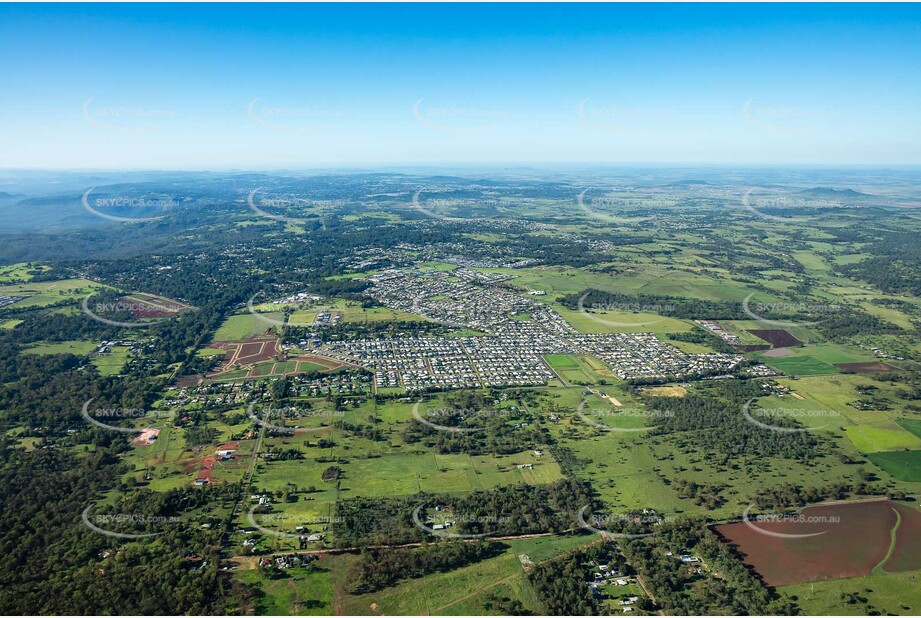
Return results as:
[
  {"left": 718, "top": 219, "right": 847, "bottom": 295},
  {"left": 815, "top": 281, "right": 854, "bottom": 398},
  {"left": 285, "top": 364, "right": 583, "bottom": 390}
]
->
[
  {"left": 781, "top": 569, "right": 921, "bottom": 615},
  {"left": 0, "top": 278, "right": 107, "bottom": 308},
  {"left": 338, "top": 450, "right": 563, "bottom": 498},
  {"left": 0, "top": 262, "right": 49, "bottom": 282},
  {"left": 762, "top": 354, "right": 841, "bottom": 376},
  {"left": 235, "top": 563, "right": 334, "bottom": 615},
  {"left": 845, "top": 422, "right": 921, "bottom": 453},
  {"left": 288, "top": 299, "right": 428, "bottom": 325},
  {"left": 867, "top": 451, "right": 921, "bottom": 482},
  {"left": 91, "top": 345, "right": 131, "bottom": 376},
  {"left": 898, "top": 419, "right": 921, "bottom": 440},
  {"left": 21, "top": 340, "right": 98, "bottom": 356},
  {"left": 212, "top": 314, "right": 276, "bottom": 341},
  {"left": 333, "top": 546, "right": 540, "bottom": 616}
]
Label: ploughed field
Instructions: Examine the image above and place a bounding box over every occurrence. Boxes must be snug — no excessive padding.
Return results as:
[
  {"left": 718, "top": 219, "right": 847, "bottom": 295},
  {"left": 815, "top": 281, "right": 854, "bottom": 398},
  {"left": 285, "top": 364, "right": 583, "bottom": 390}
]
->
[{"left": 714, "top": 500, "right": 921, "bottom": 586}]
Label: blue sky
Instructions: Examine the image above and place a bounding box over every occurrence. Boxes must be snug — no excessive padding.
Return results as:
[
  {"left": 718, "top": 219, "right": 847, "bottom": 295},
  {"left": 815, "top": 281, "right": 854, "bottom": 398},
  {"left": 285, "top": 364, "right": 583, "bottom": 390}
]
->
[{"left": 1, "top": 3, "right": 919, "bottom": 169}]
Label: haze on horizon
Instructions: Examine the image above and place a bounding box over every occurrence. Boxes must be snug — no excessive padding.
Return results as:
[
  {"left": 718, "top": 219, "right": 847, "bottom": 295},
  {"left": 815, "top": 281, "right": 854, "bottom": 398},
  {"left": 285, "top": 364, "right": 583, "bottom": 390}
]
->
[{"left": 1, "top": 3, "right": 919, "bottom": 170}]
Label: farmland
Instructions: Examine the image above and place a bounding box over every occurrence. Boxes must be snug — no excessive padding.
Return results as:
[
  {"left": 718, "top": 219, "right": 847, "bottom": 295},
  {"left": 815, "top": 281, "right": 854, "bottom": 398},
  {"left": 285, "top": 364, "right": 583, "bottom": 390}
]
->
[
  {"left": 3, "top": 168, "right": 921, "bottom": 616},
  {"left": 715, "top": 500, "right": 921, "bottom": 586}
]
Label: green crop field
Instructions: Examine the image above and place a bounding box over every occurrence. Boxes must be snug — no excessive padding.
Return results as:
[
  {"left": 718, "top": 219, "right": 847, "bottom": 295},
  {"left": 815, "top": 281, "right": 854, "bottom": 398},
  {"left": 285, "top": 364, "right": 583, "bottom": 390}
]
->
[
  {"left": 845, "top": 422, "right": 921, "bottom": 453},
  {"left": 866, "top": 451, "right": 921, "bottom": 482},
  {"left": 898, "top": 419, "right": 921, "bottom": 440}
]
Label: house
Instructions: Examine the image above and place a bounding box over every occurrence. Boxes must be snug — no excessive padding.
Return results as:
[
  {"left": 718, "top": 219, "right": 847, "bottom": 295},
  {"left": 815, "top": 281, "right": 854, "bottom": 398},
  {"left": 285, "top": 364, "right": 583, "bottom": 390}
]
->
[
  {"left": 679, "top": 554, "right": 700, "bottom": 564},
  {"left": 615, "top": 579, "right": 628, "bottom": 586}
]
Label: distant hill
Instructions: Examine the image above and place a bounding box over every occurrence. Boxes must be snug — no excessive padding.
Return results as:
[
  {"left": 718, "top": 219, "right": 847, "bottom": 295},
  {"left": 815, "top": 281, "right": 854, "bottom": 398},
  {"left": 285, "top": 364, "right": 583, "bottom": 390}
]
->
[
  {"left": 662, "top": 180, "right": 711, "bottom": 187},
  {"left": 797, "top": 187, "right": 867, "bottom": 198},
  {"left": 0, "top": 191, "right": 25, "bottom": 200}
]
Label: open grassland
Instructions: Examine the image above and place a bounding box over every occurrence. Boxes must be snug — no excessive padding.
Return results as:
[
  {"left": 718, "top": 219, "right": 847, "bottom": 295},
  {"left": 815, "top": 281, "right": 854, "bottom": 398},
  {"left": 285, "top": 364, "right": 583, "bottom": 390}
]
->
[
  {"left": 21, "top": 340, "right": 97, "bottom": 356},
  {"left": 91, "top": 345, "right": 131, "bottom": 376},
  {"left": 845, "top": 421, "right": 921, "bottom": 453},
  {"left": 289, "top": 298, "right": 428, "bottom": 325},
  {"left": 332, "top": 546, "right": 540, "bottom": 616},
  {"left": 338, "top": 450, "right": 563, "bottom": 498},
  {"left": 212, "top": 313, "right": 278, "bottom": 341},
  {"left": 235, "top": 562, "right": 334, "bottom": 615},
  {"left": 0, "top": 277, "right": 107, "bottom": 308},
  {"left": 781, "top": 569, "right": 921, "bottom": 616},
  {"left": 0, "top": 262, "right": 49, "bottom": 282}
]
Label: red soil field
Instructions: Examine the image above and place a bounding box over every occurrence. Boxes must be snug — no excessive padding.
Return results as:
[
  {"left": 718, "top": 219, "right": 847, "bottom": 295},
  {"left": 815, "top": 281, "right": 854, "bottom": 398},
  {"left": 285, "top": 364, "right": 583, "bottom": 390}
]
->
[
  {"left": 884, "top": 502, "right": 921, "bottom": 573},
  {"left": 748, "top": 329, "right": 803, "bottom": 348},
  {"left": 715, "top": 500, "right": 901, "bottom": 586},
  {"left": 835, "top": 361, "right": 898, "bottom": 374}
]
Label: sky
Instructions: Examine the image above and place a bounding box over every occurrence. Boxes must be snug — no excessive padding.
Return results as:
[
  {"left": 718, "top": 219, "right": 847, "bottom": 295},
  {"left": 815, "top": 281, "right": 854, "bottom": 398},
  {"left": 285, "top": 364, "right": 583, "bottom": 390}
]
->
[{"left": 1, "top": 3, "right": 920, "bottom": 169}]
